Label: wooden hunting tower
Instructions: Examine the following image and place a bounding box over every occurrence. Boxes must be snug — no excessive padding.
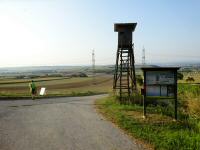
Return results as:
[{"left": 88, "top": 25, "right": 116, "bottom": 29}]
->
[{"left": 113, "top": 23, "right": 137, "bottom": 101}]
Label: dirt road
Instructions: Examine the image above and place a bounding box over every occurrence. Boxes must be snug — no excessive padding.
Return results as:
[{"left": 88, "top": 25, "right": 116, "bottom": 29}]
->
[{"left": 0, "top": 95, "right": 145, "bottom": 150}]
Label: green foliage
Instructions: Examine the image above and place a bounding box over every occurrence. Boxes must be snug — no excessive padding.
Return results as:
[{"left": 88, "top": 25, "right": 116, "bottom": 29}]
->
[
  {"left": 94, "top": 69, "right": 114, "bottom": 74},
  {"left": 136, "top": 75, "right": 143, "bottom": 86},
  {"left": 70, "top": 72, "right": 88, "bottom": 77},
  {"left": 186, "top": 76, "right": 195, "bottom": 82},
  {"left": 70, "top": 91, "right": 99, "bottom": 96},
  {"left": 16, "top": 75, "right": 26, "bottom": 79},
  {"left": 115, "top": 93, "right": 143, "bottom": 105},
  {"left": 178, "top": 84, "right": 200, "bottom": 98},
  {"left": 177, "top": 72, "right": 184, "bottom": 80},
  {"left": 29, "top": 75, "right": 41, "bottom": 79},
  {"left": 178, "top": 83, "right": 200, "bottom": 124},
  {"left": 45, "top": 74, "right": 63, "bottom": 77}
]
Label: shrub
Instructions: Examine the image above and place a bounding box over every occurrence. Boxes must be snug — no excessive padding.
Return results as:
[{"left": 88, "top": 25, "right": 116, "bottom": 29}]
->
[
  {"left": 136, "top": 75, "right": 143, "bottom": 86},
  {"left": 71, "top": 72, "right": 88, "bottom": 77},
  {"left": 177, "top": 72, "right": 184, "bottom": 80},
  {"left": 186, "top": 77, "right": 195, "bottom": 82}
]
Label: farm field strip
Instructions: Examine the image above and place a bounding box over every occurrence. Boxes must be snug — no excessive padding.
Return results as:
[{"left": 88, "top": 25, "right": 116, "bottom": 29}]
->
[
  {"left": 0, "top": 77, "right": 71, "bottom": 85},
  {"left": 0, "top": 75, "right": 113, "bottom": 97}
]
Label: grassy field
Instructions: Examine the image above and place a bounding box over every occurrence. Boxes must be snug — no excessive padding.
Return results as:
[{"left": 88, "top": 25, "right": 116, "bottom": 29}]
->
[{"left": 0, "top": 74, "right": 113, "bottom": 98}]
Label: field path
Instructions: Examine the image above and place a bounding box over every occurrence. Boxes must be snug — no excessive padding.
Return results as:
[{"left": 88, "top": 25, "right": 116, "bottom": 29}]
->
[{"left": 0, "top": 95, "right": 145, "bottom": 150}]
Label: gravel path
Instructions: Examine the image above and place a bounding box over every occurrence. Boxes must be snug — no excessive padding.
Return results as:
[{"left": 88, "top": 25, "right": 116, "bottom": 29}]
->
[{"left": 0, "top": 95, "right": 145, "bottom": 150}]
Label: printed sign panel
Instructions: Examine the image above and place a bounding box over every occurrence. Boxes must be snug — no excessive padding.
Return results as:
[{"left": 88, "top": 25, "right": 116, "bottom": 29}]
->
[
  {"left": 146, "top": 85, "right": 160, "bottom": 96},
  {"left": 167, "top": 86, "right": 175, "bottom": 97},
  {"left": 161, "top": 86, "right": 167, "bottom": 96},
  {"left": 146, "top": 71, "right": 174, "bottom": 85},
  {"left": 146, "top": 85, "right": 174, "bottom": 97}
]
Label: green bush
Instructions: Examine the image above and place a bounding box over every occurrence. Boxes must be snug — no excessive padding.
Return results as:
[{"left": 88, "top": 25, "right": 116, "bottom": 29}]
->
[
  {"left": 186, "top": 76, "right": 195, "bottom": 82},
  {"left": 177, "top": 72, "right": 184, "bottom": 80},
  {"left": 136, "top": 75, "right": 143, "bottom": 86}
]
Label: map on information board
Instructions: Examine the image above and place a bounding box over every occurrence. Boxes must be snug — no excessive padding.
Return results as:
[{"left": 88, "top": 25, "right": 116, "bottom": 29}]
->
[{"left": 146, "top": 71, "right": 174, "bottom": 85}]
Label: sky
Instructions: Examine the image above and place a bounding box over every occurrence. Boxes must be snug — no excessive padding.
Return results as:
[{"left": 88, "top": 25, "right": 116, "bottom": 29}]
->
[{"left": 0, "top": 0, "right": 199, "bottom": 67}]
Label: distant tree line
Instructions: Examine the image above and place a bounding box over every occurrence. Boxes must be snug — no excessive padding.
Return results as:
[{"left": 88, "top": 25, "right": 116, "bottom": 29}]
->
[{"left": 70, "top": 72, "right": 88, "bottom": 77}]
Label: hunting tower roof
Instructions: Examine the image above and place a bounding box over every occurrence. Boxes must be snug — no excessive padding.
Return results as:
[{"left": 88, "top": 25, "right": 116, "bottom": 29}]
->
[{"left": 114, "top": 23, "right": 137, "bottom": 32}]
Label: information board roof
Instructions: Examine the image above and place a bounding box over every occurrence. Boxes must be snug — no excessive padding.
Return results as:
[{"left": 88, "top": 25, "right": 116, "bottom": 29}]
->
[{"left": 141, "top": 67, "right": 180, "bottom": 71}]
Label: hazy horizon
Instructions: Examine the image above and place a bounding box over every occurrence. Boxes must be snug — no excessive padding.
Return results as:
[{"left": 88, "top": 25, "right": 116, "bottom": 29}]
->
[
  {"left": 1, "top": 61, "right": 200, "bottom": 70},
  {"left": 0, "top": 0, "right": 199, "bottom": 67}
]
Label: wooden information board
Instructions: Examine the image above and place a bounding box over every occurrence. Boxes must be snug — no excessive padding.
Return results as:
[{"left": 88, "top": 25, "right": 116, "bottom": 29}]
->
[{"left": 141, "top": 67, "right": 180, "bottom": 120}]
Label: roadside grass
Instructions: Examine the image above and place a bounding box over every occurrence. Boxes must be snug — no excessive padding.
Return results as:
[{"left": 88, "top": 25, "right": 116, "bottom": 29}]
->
[
  {"left": 0, "top": 91, "right": 106, "bottom": 100},
  {"left": 96, "top": 96, "right": 200, "bottom": 150},
  {"left": 178, "top": 83, "right": 200, "bottom": 118},
  {"left": 178, "top": 83, "right": 200, "bottom": 98}
]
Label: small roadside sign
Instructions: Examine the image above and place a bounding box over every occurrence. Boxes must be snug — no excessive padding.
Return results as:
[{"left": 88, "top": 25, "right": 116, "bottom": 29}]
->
[{"left": 40, "top": 87, "right": 46, "bottom": 96}]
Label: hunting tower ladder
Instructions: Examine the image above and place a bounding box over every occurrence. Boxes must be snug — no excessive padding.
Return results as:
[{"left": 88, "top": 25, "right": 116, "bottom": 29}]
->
[{"left": 113, "top": 23, "right": 137, "bottom": 101}]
